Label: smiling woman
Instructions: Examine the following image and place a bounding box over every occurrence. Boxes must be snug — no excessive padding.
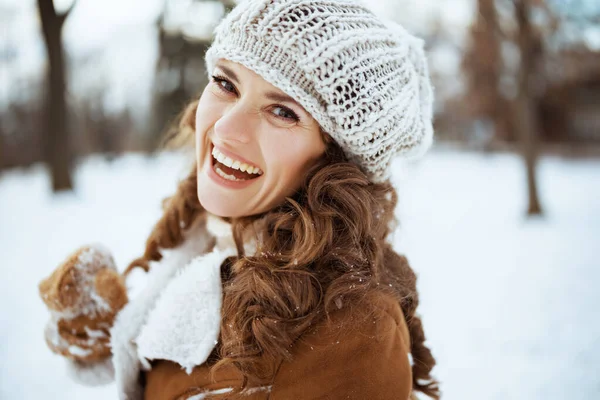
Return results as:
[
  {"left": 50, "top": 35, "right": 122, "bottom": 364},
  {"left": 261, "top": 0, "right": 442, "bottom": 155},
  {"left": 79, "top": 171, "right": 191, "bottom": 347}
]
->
[
  {"left": 38, "top": 1, "right": 439, "bottom": 399},
  {"left": 196, "top": 60, "right": 326, "bottom": 217}
]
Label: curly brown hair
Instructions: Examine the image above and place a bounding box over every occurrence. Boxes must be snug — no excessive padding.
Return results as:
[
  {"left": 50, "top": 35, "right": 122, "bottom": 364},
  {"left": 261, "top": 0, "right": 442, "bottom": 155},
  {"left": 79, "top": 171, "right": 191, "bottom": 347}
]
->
[{"left": 127, "top": 100, "right": 440, "bottom": 399}]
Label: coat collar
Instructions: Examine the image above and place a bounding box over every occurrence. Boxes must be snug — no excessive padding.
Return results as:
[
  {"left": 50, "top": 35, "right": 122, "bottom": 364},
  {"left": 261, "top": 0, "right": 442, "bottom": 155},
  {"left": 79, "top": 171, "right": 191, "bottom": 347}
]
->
[
  {"left": 135, "top": 243, "right": 234, "bottom": 374},
  {"left": 206, "top": 214, "right": 235, "bottom": 251},
  {"left": 110, "top": 215, "right": 223, "bottom": 399},
  {"left": 206, "top": 214, "right": 261, "bottom": 255},
  {"left": 110, "top": 214, "right": 262, "bottom": 399}
]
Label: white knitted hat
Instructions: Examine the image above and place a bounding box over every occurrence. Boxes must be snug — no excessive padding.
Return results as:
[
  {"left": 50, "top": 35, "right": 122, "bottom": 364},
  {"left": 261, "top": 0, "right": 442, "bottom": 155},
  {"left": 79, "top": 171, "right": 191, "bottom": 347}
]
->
[{"left": 205, "top": 0, "right": 434, "bottom": 182}]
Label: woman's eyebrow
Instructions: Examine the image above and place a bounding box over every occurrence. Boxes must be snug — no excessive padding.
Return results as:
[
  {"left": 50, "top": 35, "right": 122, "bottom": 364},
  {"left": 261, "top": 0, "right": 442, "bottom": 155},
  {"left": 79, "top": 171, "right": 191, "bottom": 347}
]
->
[
  {"left": 216, "top": 65, "right": 240, "bottom": 84},
  {"left": 217, "top": 63, "right": 302, "bottom": 109},
  {"left": 264, "top": 91, "right": 301, "bottom": 108}
]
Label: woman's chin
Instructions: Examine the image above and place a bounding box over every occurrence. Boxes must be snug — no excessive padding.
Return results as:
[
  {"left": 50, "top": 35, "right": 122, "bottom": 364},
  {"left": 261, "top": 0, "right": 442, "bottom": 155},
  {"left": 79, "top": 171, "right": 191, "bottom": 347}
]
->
[
  {"left": 197, "top": 188, "right": 244, "bottom": 218},
  {"left": 196, "top": 166, "right": 282, "bottom": 218}
]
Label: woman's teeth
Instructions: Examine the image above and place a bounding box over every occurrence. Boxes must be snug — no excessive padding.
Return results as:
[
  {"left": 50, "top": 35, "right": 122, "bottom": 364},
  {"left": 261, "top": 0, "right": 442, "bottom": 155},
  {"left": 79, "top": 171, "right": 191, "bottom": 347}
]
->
[
  {"left": 212, "top": 147, "right": 263, "bottom": 175},
  {"left": 214, "top": 166, "right": 246, "bottom": 181}
]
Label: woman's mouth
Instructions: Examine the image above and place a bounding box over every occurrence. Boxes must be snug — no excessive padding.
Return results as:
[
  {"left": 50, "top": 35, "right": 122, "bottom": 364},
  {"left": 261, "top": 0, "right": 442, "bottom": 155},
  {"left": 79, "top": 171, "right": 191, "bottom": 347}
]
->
[{"left": 211, "top": 146, "right": 263, "bottom": 182}]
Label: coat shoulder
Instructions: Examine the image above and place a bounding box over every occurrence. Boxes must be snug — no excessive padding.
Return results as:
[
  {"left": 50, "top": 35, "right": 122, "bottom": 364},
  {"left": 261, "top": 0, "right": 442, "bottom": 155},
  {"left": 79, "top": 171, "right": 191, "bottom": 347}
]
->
[
  {"left": 295, "top": 291, "right": 410, "bottom": 355},
  {"left": 270, "top": 291, "right": 413, "bottom": 399}
]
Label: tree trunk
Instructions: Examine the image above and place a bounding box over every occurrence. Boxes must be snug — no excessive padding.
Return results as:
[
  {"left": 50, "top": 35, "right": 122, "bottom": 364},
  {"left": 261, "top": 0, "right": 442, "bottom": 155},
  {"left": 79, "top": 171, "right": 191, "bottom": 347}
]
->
[
  {"left": 0, "top": 127, "right": 4, "bottom": 170},
  {"left": 465, "top": 0, "right": 501, "bottom": 116},
  {"left": 462, "top": 0, "right": 516, "bottom": 143},
  {"left": 37, "top": 0, "right": 74, "bottom": 192},
  {"left": 514, "top": 0, "right": 543, "bottom": 216}
]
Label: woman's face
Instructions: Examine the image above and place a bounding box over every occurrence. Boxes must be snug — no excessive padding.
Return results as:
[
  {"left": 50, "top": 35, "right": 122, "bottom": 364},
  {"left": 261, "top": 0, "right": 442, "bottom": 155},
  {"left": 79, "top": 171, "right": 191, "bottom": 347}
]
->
[{"left": 195, "top": 59, "right": 326, "bottom": 218}]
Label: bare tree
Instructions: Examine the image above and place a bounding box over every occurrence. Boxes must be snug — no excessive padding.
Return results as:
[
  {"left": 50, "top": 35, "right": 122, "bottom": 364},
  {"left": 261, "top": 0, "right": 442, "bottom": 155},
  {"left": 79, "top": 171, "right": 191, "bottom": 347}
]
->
[
  {"left": 513, "top": 0, "right": 543, "bottom": 215},
  {"left": 0, "top": 124, "right": 4, "bottom": 170},
  {"left": 463, "top": 0, "right": 512, "bottom": 141},
  {"left": 464, "top": 0, "right": 545, "bottom": 215},
  {"left": 37, "top": 0, "right": 75, "bottom": 191}
]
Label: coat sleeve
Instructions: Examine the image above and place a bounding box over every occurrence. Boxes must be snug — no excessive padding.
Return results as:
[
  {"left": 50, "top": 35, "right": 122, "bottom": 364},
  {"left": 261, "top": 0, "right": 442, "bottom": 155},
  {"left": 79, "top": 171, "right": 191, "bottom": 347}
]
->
[{"left": 269, "top": 297, "right": 413, "bottom": 400}]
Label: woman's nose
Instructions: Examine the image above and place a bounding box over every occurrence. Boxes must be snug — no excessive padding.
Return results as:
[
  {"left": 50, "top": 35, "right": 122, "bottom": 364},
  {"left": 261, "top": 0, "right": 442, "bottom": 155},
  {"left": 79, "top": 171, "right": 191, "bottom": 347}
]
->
[{"left": 213, "top": 101, "right": 257, "bottom": 144}]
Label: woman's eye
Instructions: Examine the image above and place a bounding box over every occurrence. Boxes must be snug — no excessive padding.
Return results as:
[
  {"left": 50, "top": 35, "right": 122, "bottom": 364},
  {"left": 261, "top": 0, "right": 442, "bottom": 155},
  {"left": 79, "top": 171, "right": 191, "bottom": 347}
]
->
[
  {"left": 211, "top": 76, "right": 236, "bottom": 94},
  {"left": 272, "top": 106, "right": 299, "bottom": 122}
]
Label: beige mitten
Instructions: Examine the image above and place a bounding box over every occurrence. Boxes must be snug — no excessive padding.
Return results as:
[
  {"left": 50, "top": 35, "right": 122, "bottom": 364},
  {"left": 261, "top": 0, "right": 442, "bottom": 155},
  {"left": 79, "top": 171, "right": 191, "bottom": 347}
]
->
[{"left": 39, "top": 245, "right": 128, "bottom": 363}]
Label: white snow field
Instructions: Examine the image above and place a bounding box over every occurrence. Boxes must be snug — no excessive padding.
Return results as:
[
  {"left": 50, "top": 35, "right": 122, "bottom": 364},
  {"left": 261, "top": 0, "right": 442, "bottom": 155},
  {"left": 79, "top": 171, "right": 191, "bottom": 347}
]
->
[{"left": 0, "top": 149, "right": 599, "bottom": 399}]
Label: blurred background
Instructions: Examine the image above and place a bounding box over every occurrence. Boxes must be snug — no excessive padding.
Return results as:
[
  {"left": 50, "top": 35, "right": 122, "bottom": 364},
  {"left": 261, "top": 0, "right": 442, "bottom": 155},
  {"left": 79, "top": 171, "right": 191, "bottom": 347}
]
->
[{"left": 0, "top": 0, "right": 599, "bottom": 399}]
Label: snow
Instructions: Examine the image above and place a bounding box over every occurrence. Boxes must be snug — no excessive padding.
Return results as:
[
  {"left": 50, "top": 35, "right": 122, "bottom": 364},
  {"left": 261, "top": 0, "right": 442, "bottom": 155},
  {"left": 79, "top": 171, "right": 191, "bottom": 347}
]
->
[
  {"left": 0, "top": 153, "right": 190, "bottom": 399},
  {"left": 1, "top": 149, "right": 598, "bottom": 399},
  {"left": 391, "top": 149, "right": 600, "bottom": 399},
  {"left": 77, "top": 247, "right": 116, "bottom": 314},
  {"left": 68, "top": 345, "right": 92, "bottom": 358},
  {"left": 84, "top": 327, "right": 108, "bottom": 339}
]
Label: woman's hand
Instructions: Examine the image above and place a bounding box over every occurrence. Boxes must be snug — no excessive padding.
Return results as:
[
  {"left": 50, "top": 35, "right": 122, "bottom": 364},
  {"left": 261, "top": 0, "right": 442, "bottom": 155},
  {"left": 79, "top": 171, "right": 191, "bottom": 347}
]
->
[{"left": 39, "top": 245, "right": 128, "bottom": 363}]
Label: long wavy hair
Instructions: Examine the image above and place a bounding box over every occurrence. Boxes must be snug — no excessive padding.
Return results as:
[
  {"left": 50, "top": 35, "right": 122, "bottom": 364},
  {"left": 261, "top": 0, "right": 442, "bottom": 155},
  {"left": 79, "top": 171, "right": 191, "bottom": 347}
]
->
[{"left": 127, "top": 100, "right": 440, "bottom": 399}]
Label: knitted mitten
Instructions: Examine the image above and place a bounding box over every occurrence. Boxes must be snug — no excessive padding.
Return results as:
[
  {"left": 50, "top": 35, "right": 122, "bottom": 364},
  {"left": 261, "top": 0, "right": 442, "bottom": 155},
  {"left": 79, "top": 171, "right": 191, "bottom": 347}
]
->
[{"left": 39, "top": 245, "right": 128, "bottom": 363}]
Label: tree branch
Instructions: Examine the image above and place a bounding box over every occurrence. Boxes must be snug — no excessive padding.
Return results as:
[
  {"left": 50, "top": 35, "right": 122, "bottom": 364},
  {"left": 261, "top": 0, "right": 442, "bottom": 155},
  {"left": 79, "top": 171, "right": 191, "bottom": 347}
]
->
[
  {"left": 57, "top": 1, "right": 76, "bottom": 29},
  {"left": 37, "top": 0, "right": 57, "bottom": 20}
]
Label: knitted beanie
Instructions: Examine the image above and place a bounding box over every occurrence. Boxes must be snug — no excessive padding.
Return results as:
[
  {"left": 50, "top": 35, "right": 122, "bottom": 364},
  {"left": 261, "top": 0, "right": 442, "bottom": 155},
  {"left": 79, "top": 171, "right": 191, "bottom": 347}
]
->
[{"left": 205, "top": 0, "right": 434, "bottom": 182}]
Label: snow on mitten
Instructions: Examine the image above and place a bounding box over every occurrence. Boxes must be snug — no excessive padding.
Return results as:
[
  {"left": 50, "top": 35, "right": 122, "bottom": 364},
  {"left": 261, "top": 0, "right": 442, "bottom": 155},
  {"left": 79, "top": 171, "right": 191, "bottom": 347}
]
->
[{"left": 39, "top": 245, "right": 128, "bottom": 363}]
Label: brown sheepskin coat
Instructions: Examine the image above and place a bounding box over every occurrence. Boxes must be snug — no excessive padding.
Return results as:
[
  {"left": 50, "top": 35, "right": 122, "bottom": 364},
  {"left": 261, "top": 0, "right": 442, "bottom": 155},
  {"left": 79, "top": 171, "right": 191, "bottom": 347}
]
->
[
  {"left": 40, "top": 216, "right": 414, "bottom": 399},
  {"left": 143, "top": 291, "right": 412, "bottom": 400}
]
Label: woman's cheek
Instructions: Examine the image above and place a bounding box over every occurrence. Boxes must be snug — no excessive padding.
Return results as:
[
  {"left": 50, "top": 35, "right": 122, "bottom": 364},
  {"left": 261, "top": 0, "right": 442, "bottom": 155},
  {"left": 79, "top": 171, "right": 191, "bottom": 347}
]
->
[
  {"left": 196, "top": 103, "right": 223, "bottom": 140},
  {"left": 281, "top": 146, "right": 311, "bottom": 185}
]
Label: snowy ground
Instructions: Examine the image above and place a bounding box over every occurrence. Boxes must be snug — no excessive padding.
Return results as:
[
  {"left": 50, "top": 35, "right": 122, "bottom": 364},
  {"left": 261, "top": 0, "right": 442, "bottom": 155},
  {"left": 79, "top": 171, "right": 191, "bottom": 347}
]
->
[{"left": 0, "top": 149, "right": 599, "bottom": 399}]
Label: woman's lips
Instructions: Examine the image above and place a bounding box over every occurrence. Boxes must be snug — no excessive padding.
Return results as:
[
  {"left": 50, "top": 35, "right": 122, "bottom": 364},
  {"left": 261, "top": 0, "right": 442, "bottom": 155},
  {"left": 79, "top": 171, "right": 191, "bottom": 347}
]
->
[
  {"left": 206, "top": 143, "right": 263, "bottom": 188},
  {"left": 211, "top": 145, "right": 263, "bottom": 175}
]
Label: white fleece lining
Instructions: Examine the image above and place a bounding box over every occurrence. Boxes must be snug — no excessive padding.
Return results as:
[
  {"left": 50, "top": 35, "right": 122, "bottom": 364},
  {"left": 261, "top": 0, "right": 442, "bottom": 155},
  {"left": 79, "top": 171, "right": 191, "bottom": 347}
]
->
[
  {"left": 109, "top": 219, "right": 214, "bottom": 400},
  {"left": 135, "top": 246, "right": 234, "bottom": 374}
]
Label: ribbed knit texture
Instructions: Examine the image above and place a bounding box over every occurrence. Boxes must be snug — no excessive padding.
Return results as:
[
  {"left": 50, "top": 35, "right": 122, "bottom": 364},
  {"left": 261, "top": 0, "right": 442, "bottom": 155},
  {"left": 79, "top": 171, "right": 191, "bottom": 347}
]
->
[{"left": 205, "top": 0, "right": 434, "bottom": 182}]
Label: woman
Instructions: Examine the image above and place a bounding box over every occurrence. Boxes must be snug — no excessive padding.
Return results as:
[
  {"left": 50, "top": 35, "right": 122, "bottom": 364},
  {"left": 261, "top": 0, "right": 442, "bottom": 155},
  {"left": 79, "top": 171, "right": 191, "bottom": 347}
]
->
[{"left": 39, "top": 0, "right": 439, "bottom": 399}]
